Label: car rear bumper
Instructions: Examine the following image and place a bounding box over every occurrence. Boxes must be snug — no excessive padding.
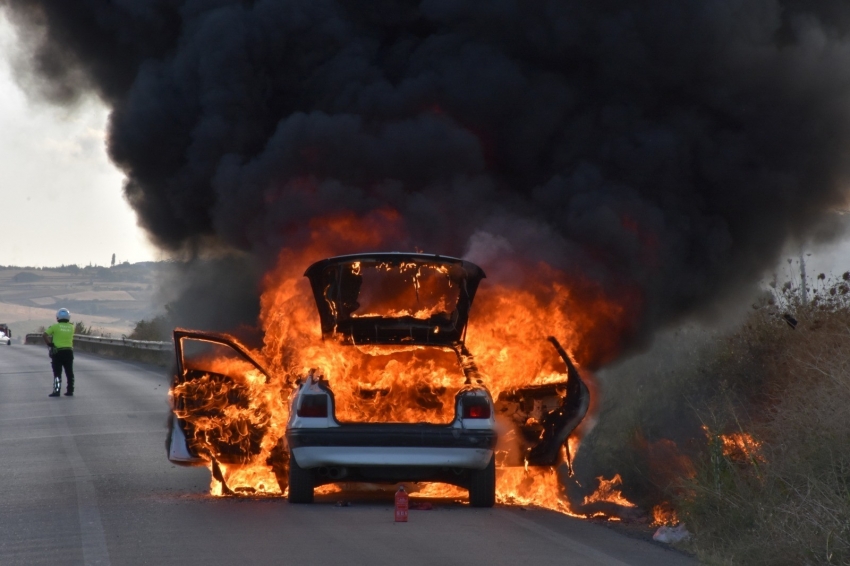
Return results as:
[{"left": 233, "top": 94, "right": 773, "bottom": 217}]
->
[
  {"left": 292, "top": 446, "right": 493, "bottom": 469},
  {"left": 287, "top": 425, "right": 497, "bottom": 470}
]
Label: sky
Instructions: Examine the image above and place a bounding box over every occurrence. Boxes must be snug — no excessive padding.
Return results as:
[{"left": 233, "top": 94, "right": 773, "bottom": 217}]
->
[{"left": 0, "top": 12, "right": 157, "bottom": 268}]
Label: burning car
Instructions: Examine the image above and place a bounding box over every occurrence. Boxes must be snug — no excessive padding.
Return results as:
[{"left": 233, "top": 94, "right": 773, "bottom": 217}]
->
[{"left": 166, "top": 253, "right": 589, "bottom": 507}]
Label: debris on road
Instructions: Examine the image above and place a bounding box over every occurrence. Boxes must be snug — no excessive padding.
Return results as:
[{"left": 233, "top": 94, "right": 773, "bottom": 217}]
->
[{"left": 653, "top": 524, "right": 691, "bottom": 544}]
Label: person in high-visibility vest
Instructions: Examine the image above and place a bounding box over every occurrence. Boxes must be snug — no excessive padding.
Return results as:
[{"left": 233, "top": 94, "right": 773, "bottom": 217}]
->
[{"left": 43, "top": 308, "right": 75, "bottom": 397}]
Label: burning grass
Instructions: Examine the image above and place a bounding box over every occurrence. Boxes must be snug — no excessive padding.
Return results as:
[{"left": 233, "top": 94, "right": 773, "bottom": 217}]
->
[
  {"left": 680, "top": 278, "right": 850, "bottom": 565},
  {"left": 580, "top": 273, "right": 850, "bottom": 564}
]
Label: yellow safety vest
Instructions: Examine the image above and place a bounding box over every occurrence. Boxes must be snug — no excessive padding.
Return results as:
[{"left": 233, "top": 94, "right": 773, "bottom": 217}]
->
[{"left": 46, "top": 322, "right": 75, "bottom": 349}]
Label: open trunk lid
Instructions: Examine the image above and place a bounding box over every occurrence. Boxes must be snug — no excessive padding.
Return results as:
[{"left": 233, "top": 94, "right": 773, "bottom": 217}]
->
[{"left": 304, "top": 253, "right": 485, "bottom": 346}]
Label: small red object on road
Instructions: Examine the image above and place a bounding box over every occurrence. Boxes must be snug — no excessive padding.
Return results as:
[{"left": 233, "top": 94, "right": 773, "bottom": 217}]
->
[{"left": 395, "top": 485, "right": 409, "bottom": 522}]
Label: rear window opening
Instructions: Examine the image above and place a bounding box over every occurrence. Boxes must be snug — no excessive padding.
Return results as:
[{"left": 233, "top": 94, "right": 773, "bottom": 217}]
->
[
  {"left": 305, "top": 254, "right": 484, "bottom": 345},
  {"left": 346, "top": 261, "right": 460, "bottom": 321}
]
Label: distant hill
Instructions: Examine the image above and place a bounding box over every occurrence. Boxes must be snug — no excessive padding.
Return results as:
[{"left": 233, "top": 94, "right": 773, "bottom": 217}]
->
[
  {"left": 11, "top": 272, "right": 43, "bottom": 283},
  {"left": 0, "top": 261, "right": 175, "bottom": 340}
]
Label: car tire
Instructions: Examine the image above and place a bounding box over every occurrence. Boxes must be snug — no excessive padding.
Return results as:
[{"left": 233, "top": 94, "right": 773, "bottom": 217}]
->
[
  {"left": 287, "top": 453, "right": 314, "bottom": 504},
  {"left": 468, "top": 455, "right": 496, "bottom": 508}
]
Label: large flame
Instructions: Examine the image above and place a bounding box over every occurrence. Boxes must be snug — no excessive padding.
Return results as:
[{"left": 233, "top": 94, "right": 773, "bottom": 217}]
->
[{"left": 171, "top": 211, "right": 642, "bottom": 514}]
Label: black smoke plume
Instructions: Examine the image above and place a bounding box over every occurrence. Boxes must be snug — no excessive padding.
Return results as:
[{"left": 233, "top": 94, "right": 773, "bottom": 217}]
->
[{"left": 4, "top": 0, "right": 850, "bottom": 362}]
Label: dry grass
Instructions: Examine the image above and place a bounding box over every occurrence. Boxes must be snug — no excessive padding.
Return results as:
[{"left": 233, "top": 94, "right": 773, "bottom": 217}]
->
[
  {"left": 678, "top": 277, "right": 850, "bottom": 565},
  {"left": 578, "top": 274, "right": 850, "bottom": 565}
]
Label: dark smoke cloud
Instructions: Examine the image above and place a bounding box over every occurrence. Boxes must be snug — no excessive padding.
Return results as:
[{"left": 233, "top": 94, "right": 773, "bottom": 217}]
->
[
  {"left": 157, "top": 255, "right": 264, "bottom": 336},
  {"left": 5, "top": 0, "right": 850, "bottom": 361}
]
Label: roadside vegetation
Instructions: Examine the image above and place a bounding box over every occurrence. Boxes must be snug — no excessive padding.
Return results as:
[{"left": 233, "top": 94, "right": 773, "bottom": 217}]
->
[
  {"left": 682, "top": 274, "right": 850, "bottom": 565},
  {"left": 127, "top": 314, "right": 171, "bottom": 341},
  {"left": 74, "top": 321, "right": 93, "bottom": 336},
  {"left": 581, "top": 273, "right": 850, "bottom": 565}
]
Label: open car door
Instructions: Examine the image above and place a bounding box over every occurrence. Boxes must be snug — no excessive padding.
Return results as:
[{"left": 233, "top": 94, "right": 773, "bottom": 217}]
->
[
  {"left": 494, "top": 337, "right": 590, "bottom": 468},
  {"left": 166, "top": 329, "right": 274, "bottom": 470}
]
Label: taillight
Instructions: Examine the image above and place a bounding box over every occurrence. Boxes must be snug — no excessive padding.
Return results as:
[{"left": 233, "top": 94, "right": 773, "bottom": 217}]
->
[
  {"left": 297, "top": 395, "right": 328, "bottom": 418},
  {"left": 462, "top": 397, "right": 491, "bottom": 419}
]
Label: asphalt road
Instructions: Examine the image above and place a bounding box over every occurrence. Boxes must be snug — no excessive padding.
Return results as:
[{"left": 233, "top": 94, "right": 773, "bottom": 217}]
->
[{"left": 0, "top": 345, "right": 695, "bottom": 566}]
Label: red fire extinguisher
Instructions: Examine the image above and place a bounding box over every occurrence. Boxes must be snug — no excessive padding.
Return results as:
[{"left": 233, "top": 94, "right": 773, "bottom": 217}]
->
[{"left": 395, "top": 485, "right": 409, "bottom": 522}]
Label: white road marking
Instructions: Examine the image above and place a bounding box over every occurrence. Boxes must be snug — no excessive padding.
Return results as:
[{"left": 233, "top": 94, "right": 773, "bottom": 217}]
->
[{"left": 49, "top": 402, "right": 112, "bottom": 566}]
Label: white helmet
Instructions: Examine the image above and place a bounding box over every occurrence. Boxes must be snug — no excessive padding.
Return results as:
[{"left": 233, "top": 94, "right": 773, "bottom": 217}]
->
[{"left": 56, "top": 308, "right": 71, "bottom": 322}]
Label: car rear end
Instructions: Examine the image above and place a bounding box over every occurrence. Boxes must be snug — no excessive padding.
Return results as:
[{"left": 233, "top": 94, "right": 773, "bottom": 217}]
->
[{"left": 286, "top": 372, "right": 497, "bottom": 506}]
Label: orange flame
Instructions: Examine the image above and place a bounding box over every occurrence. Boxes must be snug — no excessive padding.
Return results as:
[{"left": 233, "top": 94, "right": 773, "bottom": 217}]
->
[
  {"left": 582, "top": 474, "right": 636, "bottom": 509},
  {"left": 720, "top": 432, "right": 764, "bottom": 463},
  {"left": 652, "top": 503, "right": 679, "bottom": 526},
  {"left": 170, "top": 211, "right": 643, "bottom": 516},
  {"left": 702, "top": 426, "right": 764, "bottom": 464}
]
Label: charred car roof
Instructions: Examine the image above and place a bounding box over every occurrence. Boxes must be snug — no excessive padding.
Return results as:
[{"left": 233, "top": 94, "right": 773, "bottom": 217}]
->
[{"left": 304, "top": 252, "right": 486, "bottom": 346}]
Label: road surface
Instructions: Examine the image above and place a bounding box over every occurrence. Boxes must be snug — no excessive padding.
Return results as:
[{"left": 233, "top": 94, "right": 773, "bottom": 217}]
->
[{"left": 0, "top": 345, "right": 695, "bottom": 565}]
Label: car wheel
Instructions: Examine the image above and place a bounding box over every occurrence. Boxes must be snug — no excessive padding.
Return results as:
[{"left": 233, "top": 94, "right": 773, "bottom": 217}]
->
[
  {"left": 287, "top": 453, "right": 314, "bottom": 504},
  {"left": 468, "top": 455, "right": 496, "bottom": 508}
]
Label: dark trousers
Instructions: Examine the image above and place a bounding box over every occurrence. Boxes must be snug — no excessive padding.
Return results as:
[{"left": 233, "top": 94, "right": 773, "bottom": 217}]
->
[{"left": 51, "top": 349, "right": 75, "bottom": 393}]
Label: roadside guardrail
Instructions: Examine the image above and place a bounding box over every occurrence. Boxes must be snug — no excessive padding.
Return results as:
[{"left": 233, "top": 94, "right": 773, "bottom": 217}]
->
[
  {"left": 73, "top": 334, "right": 173, "bottom": 351},
  {"left": 25, "top": 333, "right": 173, "bottom": 366},
  {"left": 24, "top": 333, "right": 40, "bottom": 345}
]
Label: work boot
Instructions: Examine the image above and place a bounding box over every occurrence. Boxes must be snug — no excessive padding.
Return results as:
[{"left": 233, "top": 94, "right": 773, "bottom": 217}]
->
[
  {"left": 64, "top": 391, "right": 73, "bottom": 397},
  {"left": 48, "top": 391, "right": 60, "bottom": 397}
]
